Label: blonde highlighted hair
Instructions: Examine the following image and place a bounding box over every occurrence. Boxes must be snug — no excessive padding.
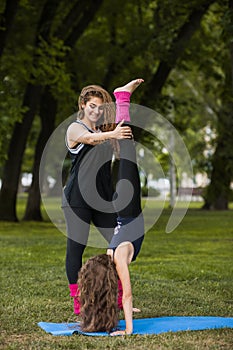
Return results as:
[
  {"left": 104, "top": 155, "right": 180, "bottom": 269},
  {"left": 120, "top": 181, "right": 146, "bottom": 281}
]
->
[{"left": 77, "top": 85, "right": 116, "bottom": 131}]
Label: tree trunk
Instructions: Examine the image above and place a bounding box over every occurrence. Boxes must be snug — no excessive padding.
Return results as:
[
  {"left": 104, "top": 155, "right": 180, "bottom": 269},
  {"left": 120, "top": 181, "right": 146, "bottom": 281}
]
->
[
  {"left": 0, "top": 0, "right": 20, "bottom": 57},
  {"left": 203, "top": 0, "right": 233, "bottom": 210},
  {"left": 55, "top": 0, "right": 103, "bottom": 43},
  {"left": 62, "top": 0, "right": 104, "bottom": 47},
  {"left": 0, "top": 0, "right": 61, "bottom": 221},
  {"left": 23, "top": 87, "right": 57, "bottom": 221},
  {"left": 203, "top": 110, "right": 233, "bottom": 209},
  {"left": 0, "top": 84, "right": 42, "bottom": 221}
]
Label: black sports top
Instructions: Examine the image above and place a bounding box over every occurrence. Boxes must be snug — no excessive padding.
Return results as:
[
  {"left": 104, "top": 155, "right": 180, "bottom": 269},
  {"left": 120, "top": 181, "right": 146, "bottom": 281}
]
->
[{"left": 62, "top": 120, "right": 115, "bottom": 211}]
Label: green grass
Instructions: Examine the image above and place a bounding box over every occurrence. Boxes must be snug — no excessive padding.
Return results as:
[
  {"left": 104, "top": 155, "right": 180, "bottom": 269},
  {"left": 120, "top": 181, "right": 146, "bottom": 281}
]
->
[{"left": 0, "top": 199, "right": 233, "bottom": 349}]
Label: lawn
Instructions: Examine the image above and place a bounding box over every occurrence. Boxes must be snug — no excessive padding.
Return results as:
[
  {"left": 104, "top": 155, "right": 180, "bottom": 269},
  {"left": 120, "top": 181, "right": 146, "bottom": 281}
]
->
[{"left": 0, "top": 199, "right": 233, "bottom": 349}]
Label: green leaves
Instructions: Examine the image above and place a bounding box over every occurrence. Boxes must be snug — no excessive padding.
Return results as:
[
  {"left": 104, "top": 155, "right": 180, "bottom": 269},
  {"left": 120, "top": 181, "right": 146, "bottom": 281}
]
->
[
  {"left": 30, "top": 37, "right": 70, "bottom": 88},
  {"left": 0, "top": 0, "right": 232, "bottom": 214}
]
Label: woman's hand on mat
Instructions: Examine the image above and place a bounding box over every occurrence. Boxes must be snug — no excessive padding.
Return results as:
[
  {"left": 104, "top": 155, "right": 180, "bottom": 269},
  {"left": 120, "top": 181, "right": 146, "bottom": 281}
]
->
[
  {"left": 133, "top": 307, "right": 141, "bottom": 313},
  {"left": 110, "top": 329, "right": 132, "bottom": 336}
]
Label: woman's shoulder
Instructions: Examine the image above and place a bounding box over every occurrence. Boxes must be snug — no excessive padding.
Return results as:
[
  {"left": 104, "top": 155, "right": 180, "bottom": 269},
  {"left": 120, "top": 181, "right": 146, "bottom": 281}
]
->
[{"left": 67, "top": 119, "right": 93, "bottom": 133}]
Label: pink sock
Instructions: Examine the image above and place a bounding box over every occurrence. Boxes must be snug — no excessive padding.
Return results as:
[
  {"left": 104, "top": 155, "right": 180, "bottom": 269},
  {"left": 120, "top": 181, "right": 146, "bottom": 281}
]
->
[
  {"left": 74, "top": 293, "right": 80, "bottom": 315},
  {"left": 69, "top": 283, "right": 78, "bottom": 297},
  {"left": 114, "top": 91, "right": 131, "bottom": 123},
  {"left": 69, "top": 284, "right": 80, "bottom": 315},
  {"left": 117, "top": 279, "right": 123, "bottom": 309}
]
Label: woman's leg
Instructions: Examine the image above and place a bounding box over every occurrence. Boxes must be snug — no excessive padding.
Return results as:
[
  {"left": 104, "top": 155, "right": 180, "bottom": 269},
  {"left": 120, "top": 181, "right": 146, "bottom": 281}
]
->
[
  {"left": 113, "top": 79, "right": 143, "bottom": 217},
  {"left": 63, "top": 206, "right": 92, "bottom": 314},
  {"left": 115, "top": 139, "right": 142, "bottom": 217},
  {"left": 65, "top": 239, "right": 86, "bottom": 284},
  {"left": 66, "top": 239, "right": 86, "bottom": 315},
  {"left": 63, "top": 206, "right": 92, "bottom": 282}
]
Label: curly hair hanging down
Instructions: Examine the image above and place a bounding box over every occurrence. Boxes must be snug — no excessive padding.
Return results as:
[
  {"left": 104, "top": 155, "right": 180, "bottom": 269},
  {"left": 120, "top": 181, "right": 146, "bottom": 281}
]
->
[{"left": 77, "top": 254, "right": 119, "bottom": 333}]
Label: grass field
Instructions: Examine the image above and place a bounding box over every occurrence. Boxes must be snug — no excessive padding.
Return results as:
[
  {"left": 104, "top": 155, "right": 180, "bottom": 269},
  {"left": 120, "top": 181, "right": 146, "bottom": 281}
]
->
[{"left": 0, "top": 199, "right": 233, "bottom": 349}]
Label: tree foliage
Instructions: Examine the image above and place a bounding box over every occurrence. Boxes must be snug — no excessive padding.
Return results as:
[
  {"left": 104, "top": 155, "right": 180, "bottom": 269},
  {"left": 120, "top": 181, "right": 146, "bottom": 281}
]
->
[{"left": 0, "top": 0, "right": 232, "bottom": 221}]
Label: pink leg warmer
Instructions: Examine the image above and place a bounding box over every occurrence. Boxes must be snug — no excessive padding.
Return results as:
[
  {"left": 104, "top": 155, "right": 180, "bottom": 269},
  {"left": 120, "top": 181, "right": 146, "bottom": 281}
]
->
[
  {"left": 69, "top": 284, "right": 80, "bottom": 315},
  {"left": 114, "top": 91, "right": 131, "bottom": 123},
  {"left": 118, "top": 279, "right": 123, "bottom": 309}
]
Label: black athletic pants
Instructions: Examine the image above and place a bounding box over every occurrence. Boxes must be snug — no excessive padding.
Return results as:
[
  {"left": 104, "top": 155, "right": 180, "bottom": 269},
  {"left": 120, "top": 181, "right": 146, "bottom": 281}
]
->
[{"left": 63, "top": 207, "right": 116, "bottom": 284}]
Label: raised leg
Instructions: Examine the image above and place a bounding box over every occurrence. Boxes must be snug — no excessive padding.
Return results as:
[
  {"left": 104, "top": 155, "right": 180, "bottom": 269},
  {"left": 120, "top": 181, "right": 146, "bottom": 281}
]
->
[{"left": 113, "top": 79, "right": 144, "bottom": 123}]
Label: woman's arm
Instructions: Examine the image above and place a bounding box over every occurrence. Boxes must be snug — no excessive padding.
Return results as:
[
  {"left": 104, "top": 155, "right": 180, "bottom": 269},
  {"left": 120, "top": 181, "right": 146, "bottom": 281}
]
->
[
  {"left": 110, "top": 242, "right": 134, "bottom": 336},
  {"left": 67, "top": 121, "right": 132, "bottom": 148}
]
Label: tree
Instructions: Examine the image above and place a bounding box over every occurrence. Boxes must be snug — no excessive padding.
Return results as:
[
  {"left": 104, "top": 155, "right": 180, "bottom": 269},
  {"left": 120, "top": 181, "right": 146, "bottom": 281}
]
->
[
  {"left": 0, "top": 0, "right": 61, "bottom": 221},
  {"left": 203, "top": 0, "right": 233, "bottom": 209},
  {"left": 23, "top": 0, "right": 104, "bottom": 220},
  {"left": 141, "top": 0, "right": 215, "bottom": 106},
  {"left": 1, "top": 0, "right": 232, "bottom": 222}
]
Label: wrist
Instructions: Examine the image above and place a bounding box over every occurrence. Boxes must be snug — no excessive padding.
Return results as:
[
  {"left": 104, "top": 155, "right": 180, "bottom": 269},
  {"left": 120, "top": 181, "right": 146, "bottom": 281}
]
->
[{"left": 108, "top": 130, "right": 115, "bottom": 139}]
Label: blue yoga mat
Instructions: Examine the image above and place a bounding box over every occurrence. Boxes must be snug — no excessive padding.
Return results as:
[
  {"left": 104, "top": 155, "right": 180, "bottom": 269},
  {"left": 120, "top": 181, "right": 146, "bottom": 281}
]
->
[{"left": 38, "top": 316, "right": 233, "bottom": 336}]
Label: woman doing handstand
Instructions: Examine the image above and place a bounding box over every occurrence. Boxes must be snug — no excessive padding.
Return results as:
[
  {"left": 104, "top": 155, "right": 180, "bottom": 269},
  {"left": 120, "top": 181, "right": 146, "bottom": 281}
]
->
[{"left": 78, "top": 79, "right": 145, "bottom": 335}]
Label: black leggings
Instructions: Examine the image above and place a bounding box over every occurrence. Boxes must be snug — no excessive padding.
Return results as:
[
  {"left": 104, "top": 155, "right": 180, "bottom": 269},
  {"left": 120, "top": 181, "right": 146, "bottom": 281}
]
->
[
  {"left": 113, "top": 138, "right": 142, "bottom": 217},
  {"left": 63, "top": 207, "right": 116, "bottom": 284},
  {"left": 109, "top": 139, "right": 144, "bottom": 261}
]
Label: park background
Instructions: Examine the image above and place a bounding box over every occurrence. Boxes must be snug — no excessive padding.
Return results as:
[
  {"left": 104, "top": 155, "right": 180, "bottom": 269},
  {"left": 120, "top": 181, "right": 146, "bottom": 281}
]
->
[{"left": 0, "top": 0, "right": 232, "bottom": 349}]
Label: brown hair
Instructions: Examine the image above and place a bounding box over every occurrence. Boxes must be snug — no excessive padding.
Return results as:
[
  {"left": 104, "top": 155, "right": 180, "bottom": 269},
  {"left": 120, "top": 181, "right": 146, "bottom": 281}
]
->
[
  {"left": 78, "top": 254, "right": 119, "bottom": 333},
  {"left": 77, "top": 85, "right": 116, "bottom": 131}
]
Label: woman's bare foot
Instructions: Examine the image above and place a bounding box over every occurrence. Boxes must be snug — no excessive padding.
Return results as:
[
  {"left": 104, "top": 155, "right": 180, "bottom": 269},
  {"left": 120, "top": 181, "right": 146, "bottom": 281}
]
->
[{"left": 114, "top": 78, "right": 144, "bottom": 94}]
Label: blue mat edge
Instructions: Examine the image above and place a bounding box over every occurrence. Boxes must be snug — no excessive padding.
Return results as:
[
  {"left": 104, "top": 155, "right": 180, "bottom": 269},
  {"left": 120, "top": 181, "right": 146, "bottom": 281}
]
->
[{"left": 38, "top": 316, "right": 233, "bottom": 337}]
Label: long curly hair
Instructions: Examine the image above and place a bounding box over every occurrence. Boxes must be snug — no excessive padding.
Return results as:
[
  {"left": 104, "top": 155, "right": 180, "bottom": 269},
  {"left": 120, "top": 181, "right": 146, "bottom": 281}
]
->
[
  {"left": 77, "top": 254, "right": 119, "bottom": 333},
  {"left": 77, "top": 85, "right": 116, "bottom": 132}
]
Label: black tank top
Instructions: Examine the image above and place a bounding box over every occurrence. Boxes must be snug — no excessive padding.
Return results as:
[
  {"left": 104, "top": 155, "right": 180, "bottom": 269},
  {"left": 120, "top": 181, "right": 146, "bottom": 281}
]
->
[{"left": 62, "top": 120, "right": 115, "bottom": 210}]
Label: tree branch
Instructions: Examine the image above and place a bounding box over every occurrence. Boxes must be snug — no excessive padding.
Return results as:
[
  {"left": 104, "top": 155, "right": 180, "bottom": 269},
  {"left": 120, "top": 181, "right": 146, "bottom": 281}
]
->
[
  {"left": 141, "top": 0, "right": 215, "bottom": 106},
  {"left": 54, "top": 0, "right": 104, "bottom": 47}
]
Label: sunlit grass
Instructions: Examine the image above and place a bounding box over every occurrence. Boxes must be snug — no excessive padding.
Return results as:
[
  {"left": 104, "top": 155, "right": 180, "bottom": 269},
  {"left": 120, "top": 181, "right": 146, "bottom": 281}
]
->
[{"left": 1, "top": 197, "right": 233, "bottom": 349}]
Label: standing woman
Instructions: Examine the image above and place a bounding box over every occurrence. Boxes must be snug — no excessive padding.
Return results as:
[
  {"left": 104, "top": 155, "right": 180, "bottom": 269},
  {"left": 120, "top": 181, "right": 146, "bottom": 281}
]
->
[
  {"left": 78, "top": 79, "right": 145, "bottom": 335},
  {"left": 62, "top": 85, "right": 132, "bottom": 314}
]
